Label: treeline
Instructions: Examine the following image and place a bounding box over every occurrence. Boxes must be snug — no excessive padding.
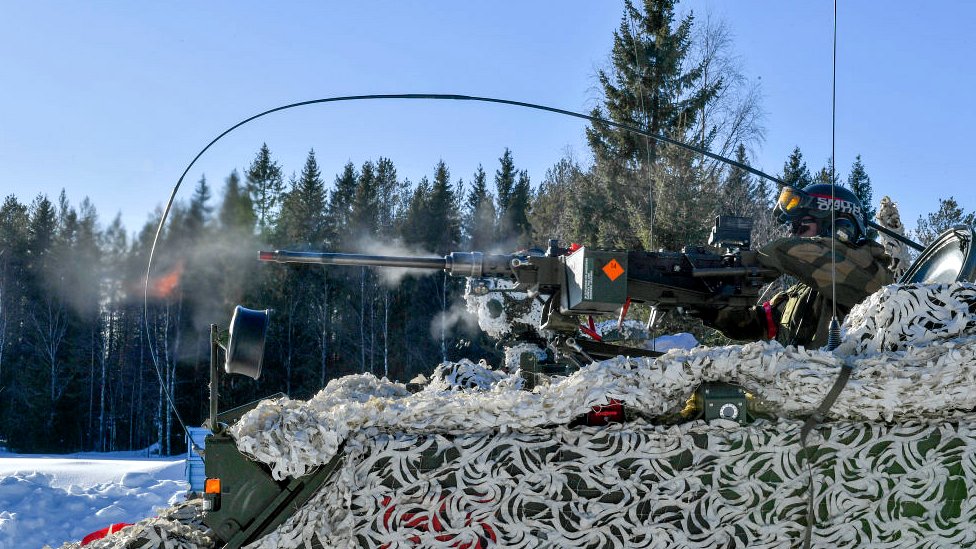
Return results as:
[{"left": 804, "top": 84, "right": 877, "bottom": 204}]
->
[
  {"left": 1, "top": 0, "right": 970, "bottom": 455},
  {"left": 0, "top": 145, "right": 539, "bottom": 454}
]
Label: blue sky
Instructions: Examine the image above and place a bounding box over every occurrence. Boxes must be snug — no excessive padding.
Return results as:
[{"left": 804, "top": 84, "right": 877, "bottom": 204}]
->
[{"left": 1, "top": 1, "right": 973, "bottom": 237}]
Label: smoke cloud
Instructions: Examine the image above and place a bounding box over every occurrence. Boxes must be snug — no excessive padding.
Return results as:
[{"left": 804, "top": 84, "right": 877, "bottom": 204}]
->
[
  {"left": 430, "top": 300, "right": 481, "bottom": 341},
  {"left": 349, "top": 234, "right": 444, "bottom": 286}
]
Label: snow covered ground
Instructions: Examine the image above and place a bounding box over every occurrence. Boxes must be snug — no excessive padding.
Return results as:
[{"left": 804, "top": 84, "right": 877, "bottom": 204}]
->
[{"left": 0, "top": 448, "right": 189, "bottom": 549}]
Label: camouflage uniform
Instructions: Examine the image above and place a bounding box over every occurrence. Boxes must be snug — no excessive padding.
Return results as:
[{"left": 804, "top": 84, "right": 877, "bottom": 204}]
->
[{"left": 706, "top": 236, "right": 893, "bottom": 348}]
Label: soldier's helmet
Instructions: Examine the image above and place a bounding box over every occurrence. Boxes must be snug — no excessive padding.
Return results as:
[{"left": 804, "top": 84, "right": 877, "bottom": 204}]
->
[{"left": 775, "top": 184, "right": 866, "bottom": 242}]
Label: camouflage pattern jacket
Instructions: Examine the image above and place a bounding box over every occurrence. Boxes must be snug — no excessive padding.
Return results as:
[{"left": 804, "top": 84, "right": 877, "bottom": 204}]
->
[{"left": 707, "top": 236, "right": 893, "bottom": 348}]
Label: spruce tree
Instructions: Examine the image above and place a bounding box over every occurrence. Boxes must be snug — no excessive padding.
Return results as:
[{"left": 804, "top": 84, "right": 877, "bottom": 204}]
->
[
  {"left": 582, "top": 0, "right": 739, "bottom": 251},
  {"left": 464, "top": 165, "right": 496, "bottom": 249},
  {"left": 813, "top": 158, "right": 840, "bottom": 187},
  {"left": 70, "top": 198, "right": 104, "bottom": 450},
  {"left": 272, "top": 150, "right": 330, "bottom": 397},
  {"left": 186, "top": 175, "right": 212, "bottom": 237},
  {"left": 508, "top": 170, "right": 533, "bottom": 247},
  {"left": 780, "top": 147, "right": 813, "bottom": 189},
  {"left": 326, "top": 162, "right": 358, "bottom": 247},
  {"left": 428, "top": 161, "right": 461, "bottom": 253},
  {"left": 401, "top": 177, "right": 431, "bottom": 248},
  {"left": 847, "top": 155, "right": 875, "bottom": 221},
  {"left": 373, "top": 158, "right": 403, "bottom": 238},
  {"left": 24, "top": 194, "right": 69, "bottom": 448},
  {"left": 351, "top": 160, "right": 380, "bottom": 238},
  {"left": 218, "top": 170, "right": 256, "bottom": 235},
  {"left": 245, "top": 143, "right": 285, "bottom": 234},
  {"left": 0, "top": 196, "right": 30, "bottom": 448},
  {"left": 586, "top": 0, "right": 721, "bottom": 167},
  {"left": 720, "top": 143, "right": 755, "bottom": 217},
  {"left": 494, "top": 149, "right": 519, "bottom": 243},
  {"left": 495, "top": 149, "right": 516, "bottom": 218},
  {"left": 279, "top": 149, "right": 327, "bottom": 246}
]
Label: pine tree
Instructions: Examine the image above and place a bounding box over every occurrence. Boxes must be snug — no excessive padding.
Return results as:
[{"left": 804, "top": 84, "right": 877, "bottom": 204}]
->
[
  {"left": 245, "top": 143, "right": 285, "bottom": 234},
  {"left": 351, "top": 161, "right": 380, "bottom": 238},
  {"left": 326, "top": 162, "right": 358, "bottom": 247},
  {"left": 464, "top": 165, "right": 496, "bottom": 249},
  {"left": 401, "top": 177, "right": 432, "bottom": 248},
  {"left": 0, "top": 195, "right": 30, "bottom": 448},
  {"left": 813, "top": 158, "right": 840, "bottom": 187},
  {"left": 586, "top": 0, "right": 721, "bottom": 167},
  {"left": 780, "top": 147, "right": 813, "bottom": 189},
  {"left": 279, "top": 149, "right": 327, "bottom": 246},
  {"left": 530, "top": 156, "right": 583, "bottom": 244},
  {"left": 428, "top": 161, "right": 461, "bottom": 253},
  {"left": 582, "top": 0, "right": 747, "bottom": 251},
  {"left": 25, "top": 194, "right": 70, "bottom": 448},
  {"left": 271, "top": 151, "right": 330, "bottom": 396},
  {"left": 847, "top": 155, "right": 875, "bottom": 221},
  {"left": 216, "top": 170, "right": 259, "bottom": 330},
  {"left": 719, "top": 143, "right": 755, "bottom": 217},
  {"left": 915, "top": 197, "right": 976, "bottom": 245},
  {"left": 186, "top": 175, "right": 212, "bottom": 237},
  {"left": 374, "top": 157, "right": 403, "bottom": 238},
  {"left": 69, "top": 198, "right": 105, "bottom": 450},
  {"left": 218, "top": 170, "right": 256, "bottom": 235},
  {"left": 508, "top": 170, "right": 532, "bottom": 247},
  {"left": 495, "top": 149, "right": 516, "bottom": 219},
  {"left": 494, "top": 149, "right": 521, "bottom": 244}
]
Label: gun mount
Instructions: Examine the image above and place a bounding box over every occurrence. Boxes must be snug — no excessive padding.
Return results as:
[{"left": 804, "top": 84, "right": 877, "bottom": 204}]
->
[{"left": 259, "top": 217, "right": 777, "bottom": 365}]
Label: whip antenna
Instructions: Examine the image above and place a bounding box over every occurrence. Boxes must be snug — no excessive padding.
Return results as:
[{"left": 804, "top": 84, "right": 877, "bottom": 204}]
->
[
  {"left": 826, "top": 0, "right": 842, "bottom": 351},
  {"left": 803, "top": 4, "right": 845, "bottom": 548}
]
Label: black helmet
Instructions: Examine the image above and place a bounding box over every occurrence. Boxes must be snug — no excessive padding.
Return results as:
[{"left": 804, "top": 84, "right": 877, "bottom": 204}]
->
[{"left": 774, "top": 184, "right": 866, "bottom": 242}]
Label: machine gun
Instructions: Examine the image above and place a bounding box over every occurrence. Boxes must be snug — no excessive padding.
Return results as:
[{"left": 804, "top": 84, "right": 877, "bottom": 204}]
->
[{"left": 259, "top": 216, "right": 777, "bottom": 366}]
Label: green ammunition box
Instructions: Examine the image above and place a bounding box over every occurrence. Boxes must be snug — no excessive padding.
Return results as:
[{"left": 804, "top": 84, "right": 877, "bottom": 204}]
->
[{"left": 563, "top": 248, "right": 628, "bottom": 313}]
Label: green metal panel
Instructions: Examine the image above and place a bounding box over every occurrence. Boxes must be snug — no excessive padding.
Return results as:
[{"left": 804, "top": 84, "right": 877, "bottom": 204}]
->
[
  {"left": 203, "top": 434, "right": 283, "bottom": 544},
  {"left": 564, "top": 248, "right": 628, "bottom": 313},
  {"left": 203, "top": 433, "right": 345, "bottom": 548}
]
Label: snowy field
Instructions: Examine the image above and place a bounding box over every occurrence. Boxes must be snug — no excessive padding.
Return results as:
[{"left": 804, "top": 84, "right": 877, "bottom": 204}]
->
[{"left": 0, "top": 449, "right": 188, "bottom": 549}]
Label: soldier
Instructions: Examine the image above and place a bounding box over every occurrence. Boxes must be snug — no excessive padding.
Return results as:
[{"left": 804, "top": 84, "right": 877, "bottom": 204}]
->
[{"left": 698, "top": 184, "right": 893, "bottom": 348}]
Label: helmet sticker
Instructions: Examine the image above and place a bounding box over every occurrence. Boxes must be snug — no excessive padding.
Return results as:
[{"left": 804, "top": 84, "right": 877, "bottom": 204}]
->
[{"left": 811, "top": 194, "right": 862, "bottom": 218}]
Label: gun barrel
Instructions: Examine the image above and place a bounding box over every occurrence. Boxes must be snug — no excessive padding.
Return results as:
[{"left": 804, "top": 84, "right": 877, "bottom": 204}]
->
[
  {"left": 259, "top": 250, "right": 447, "bottom": 269},
  {"left": 692, "top": 266, "right": 779, "bottom": 278},
  {"left": 258, "top": 250, "right": 514, "bottom": 278}
]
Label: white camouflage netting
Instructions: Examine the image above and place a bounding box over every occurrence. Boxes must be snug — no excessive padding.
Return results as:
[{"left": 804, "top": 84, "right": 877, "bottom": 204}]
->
[
  {"left": 71, "top": 282, "right": 976, "bottom": 548},
  {"left": 51, "top": 502, "right": 212, "bottom": 549},
  {"left": 232, "top": 282, "right": 976, "bottom": 481},
  {"left": 251, "top": 419, "right": 976, "bottom": 548}
]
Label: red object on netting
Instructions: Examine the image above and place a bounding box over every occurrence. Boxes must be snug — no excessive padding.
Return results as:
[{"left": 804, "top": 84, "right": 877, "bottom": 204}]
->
[
  {"left": 380, "top": 495, "right": 497, "bottom": 548},
  {"left": 586, "top": 399, "right": 625, "bottom": 426},
  {"left": 81, "top": 523, "right": 132, "bottom": 545}
]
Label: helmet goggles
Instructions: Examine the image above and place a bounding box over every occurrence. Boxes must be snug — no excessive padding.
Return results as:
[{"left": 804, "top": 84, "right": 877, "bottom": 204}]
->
[{"left": 775, "top": 186, "right": 863, "bottom": 223}]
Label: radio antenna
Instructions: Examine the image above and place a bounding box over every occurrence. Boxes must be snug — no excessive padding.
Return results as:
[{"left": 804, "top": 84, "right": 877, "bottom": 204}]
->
[
  {"left": 826, "top": 0, "right": 842, "bottom": 351},
  {"left": 803, "top": 4, "right": 846, "bottom": 547}
]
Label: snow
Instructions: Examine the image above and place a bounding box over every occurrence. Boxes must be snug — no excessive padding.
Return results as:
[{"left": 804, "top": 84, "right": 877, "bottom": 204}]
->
[
  {"left": 0, "top": 449, "right": 189, "bottom": 549},
  {"left": 650, "top": 332, "right": 699, "bottom": 352}
]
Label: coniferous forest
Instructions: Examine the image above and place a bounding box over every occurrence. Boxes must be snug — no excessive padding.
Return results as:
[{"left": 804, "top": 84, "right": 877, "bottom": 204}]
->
[{"left": 1, "top": 0, "right": 970, "bottom": 455}]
